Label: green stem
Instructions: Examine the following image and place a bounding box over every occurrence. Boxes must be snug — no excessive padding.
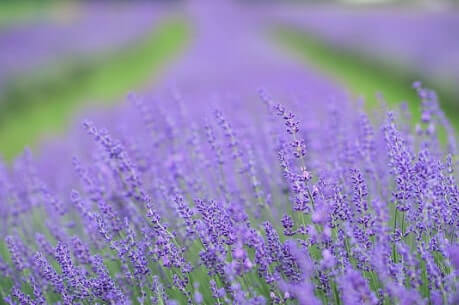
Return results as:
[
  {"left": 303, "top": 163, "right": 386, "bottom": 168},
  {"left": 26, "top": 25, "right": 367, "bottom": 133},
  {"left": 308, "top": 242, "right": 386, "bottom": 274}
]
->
[
  {"left": 392, "top": 208, "right": 398, "bottom": 263},
  {"left": 401, "top": 211, "right": 406, "bottom": 242},
  {"left": 331, "top": 280, "right": 341, "bottom": 305}
]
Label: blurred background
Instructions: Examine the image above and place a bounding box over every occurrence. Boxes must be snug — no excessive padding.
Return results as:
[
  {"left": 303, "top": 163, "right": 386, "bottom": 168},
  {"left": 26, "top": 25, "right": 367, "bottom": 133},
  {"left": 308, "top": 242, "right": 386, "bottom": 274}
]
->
[{"left": 0, "top": 0, "right": 458, "bottom": 161}]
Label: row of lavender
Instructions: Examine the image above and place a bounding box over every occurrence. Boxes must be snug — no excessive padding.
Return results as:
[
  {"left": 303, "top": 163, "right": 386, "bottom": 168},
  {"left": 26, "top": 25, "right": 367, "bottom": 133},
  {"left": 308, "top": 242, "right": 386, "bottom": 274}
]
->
[
  {"left": 1, "top": 83, "right": 457, "bottom": 305},
  {"left": 268, "top": 5, "right": 459, "bottom": 85},
  {"left": 0, "top": 1, "right": 164, "bottom": 89},
  {"left": 0, "top": 1, "right": 458, "bottom": 305}
]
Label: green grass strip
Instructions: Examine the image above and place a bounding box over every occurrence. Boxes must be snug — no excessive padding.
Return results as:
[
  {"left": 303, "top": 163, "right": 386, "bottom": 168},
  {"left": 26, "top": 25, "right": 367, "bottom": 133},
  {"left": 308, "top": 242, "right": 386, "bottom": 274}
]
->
[
  {"left": 0, "top": 18, "right": 189, "bottom": 161},
  {"left": 0, "top": 0, "right": 54, "bottom": 29},
  {"left": 273, "top": 26, "right": 459, "bottom": 130}
]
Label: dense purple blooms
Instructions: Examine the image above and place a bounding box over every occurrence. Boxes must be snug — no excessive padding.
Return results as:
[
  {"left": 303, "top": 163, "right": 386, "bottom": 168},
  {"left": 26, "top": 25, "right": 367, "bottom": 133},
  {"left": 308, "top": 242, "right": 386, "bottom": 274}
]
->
[
  {"left": 1, "top": 80, "right": 458, "bottom": 305},
  {"left": 0, "top": 1, "right": 458, "bottom": 305}
]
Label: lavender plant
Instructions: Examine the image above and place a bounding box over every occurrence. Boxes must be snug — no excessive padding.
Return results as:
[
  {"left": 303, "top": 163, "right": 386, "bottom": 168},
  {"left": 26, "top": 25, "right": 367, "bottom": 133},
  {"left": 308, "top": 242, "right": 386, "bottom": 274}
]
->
[{"left": 0, "top": 81, "right": 457, "bottom": 305}]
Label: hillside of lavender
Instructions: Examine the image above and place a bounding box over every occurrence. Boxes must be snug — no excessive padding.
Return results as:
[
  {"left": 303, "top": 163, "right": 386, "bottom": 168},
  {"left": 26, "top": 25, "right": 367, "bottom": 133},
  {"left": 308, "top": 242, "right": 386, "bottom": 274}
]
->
[
  {"left": 0, "top": 1, "right": 458, "bottom": 305},
  {"left": 0, "top": 1, "right": 163, "bottom": 90},
  {"left": 269, "top": 5, "right": 459, "bottom": 86}
]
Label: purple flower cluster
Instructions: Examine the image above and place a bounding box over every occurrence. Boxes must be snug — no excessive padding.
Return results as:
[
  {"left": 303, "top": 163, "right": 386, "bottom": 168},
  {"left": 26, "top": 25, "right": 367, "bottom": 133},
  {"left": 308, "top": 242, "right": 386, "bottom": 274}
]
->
[{"left": 0, "top": 81, "right": 457, "bottom": 305}]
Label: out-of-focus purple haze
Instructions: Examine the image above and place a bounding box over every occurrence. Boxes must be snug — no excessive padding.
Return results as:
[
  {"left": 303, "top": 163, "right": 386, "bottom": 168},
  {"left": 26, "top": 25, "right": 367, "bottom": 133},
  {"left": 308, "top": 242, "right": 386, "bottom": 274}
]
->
[
  {"left": 0, "top": 2, "right": 164, "bottom": 88},
  {"left": 269, "top": 4, "right": 459, "bottom": 84}
]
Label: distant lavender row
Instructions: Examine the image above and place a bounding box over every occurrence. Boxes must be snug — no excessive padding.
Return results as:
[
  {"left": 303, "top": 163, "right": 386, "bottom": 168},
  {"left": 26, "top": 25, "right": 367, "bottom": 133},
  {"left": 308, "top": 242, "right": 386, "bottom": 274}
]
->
[
  {"left": 269, "top": 5, "right": 459, "bottom": 84},
  {"left": 0, "top": 2, "right": 164, "bottom": 87}
]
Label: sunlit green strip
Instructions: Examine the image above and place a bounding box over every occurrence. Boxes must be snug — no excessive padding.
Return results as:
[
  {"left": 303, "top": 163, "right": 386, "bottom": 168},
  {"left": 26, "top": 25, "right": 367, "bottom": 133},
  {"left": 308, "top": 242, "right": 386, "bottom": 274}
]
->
[
  {"left": 0, "top": 1, "right": 53, "bottom": 29},
  {"left": 273, "top": 26, "right": 459, "bottom": 130},
  {"left": 0, "top": 18, "right": 189, "bottom": 161}
]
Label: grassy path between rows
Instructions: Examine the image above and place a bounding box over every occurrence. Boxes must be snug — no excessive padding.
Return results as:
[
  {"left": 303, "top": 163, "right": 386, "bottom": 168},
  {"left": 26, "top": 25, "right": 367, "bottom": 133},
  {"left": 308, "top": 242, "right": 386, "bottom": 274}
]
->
[
  {"left": 0, "top": 0, "right": 53, "bottom": 29},
  {"left": 274, "top": 27, "right": 459, "bottom": 131},
  {"left": 0, "top": 18, "right": 189, "bottom": 161}
]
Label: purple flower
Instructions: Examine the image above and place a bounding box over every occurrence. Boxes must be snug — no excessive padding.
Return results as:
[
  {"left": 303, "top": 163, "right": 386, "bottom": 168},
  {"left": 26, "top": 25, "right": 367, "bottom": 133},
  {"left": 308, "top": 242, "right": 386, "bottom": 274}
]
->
[
  {"left": 5, "top": 236, "right": 28, "bottom": 272},
  {"left": 338, "top": 269, "right": 378, "bottom": 305},
  {"left": 448, "top": 244, "right": 459, "bottom": 274}
]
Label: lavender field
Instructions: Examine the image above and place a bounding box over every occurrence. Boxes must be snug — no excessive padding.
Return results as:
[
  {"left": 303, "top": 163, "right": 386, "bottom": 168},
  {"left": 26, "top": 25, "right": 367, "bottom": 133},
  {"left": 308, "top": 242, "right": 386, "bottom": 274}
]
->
[
  {"left": 0, "top": 2, "right": 162, "bottom": 87},
  {"left": 0, "top": 1, "right": 458, "bottom": 305},
  {"left": 269, "top": 5, "right": 459, "bottom": 85}
]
